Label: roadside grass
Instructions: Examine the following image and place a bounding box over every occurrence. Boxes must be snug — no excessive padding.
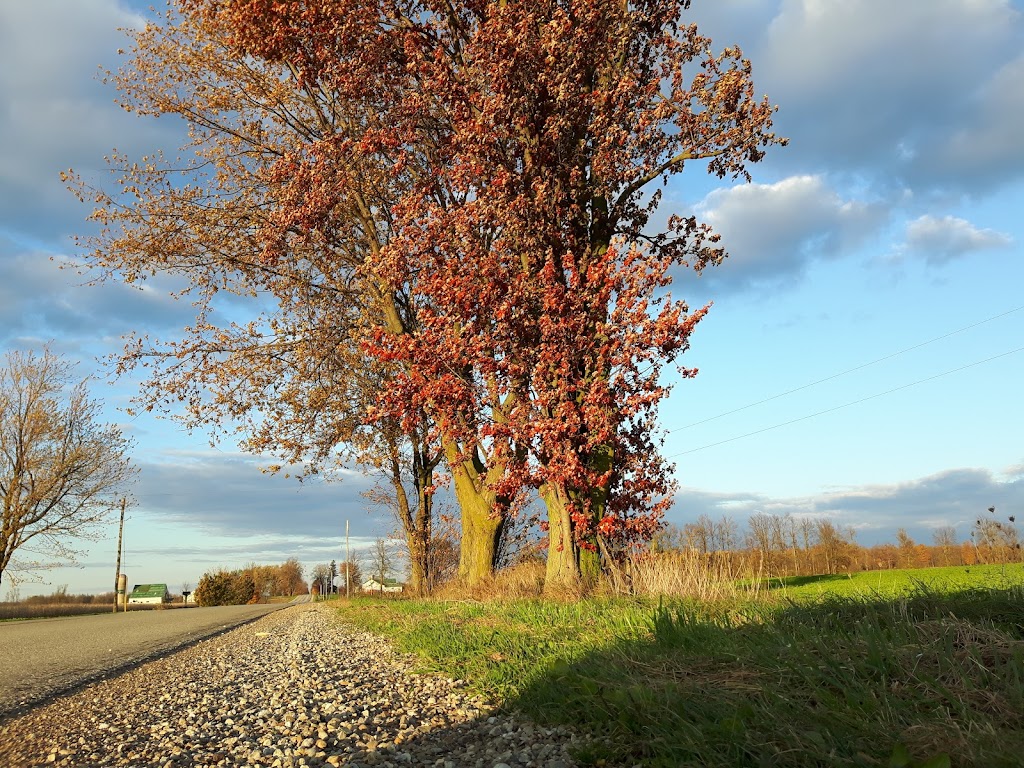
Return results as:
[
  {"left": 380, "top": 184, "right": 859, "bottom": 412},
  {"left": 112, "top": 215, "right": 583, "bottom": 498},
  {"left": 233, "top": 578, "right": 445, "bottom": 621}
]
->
[
  {"left": 762, "top": 563, "right": 1024, "bottom": 601},
  {"left": 0, "top": 602, "right": 117, "bottom": 621},
  {"left": 0, "top": 601, "right": 196, "bottom": 621},
  {"left": 336, "top": 582, "right": 1024, "bottom": 767}
]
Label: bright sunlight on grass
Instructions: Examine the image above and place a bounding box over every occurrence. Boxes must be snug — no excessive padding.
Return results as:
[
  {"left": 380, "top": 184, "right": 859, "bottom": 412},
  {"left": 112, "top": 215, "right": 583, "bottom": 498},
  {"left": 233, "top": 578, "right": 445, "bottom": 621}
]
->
[{"left": 336, "top": 576, "right": 1024, "bottom": 767}]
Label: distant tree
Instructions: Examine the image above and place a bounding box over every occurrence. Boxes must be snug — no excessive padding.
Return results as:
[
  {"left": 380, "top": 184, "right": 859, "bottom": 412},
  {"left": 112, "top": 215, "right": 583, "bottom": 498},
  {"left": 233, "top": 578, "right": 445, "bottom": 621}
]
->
[
  {"left": 961, "top": 540, "right": 978, "bottom": 566},
  {"left": 337, "top": 560, "right": 362, "bottom": 594},
  {"left": 194, "top": 569, "right": 235, "bottom": 606},
  {"left": 895, "top": 528, "right": 917, "bottom": 569},
  {"left": 746, "top": 513, "right": 776, "bottom": 576},
  {"left": 650, "top": 523, "right": 686, "bottom": 553},
  {"left": 275, "top": 558, "right": 305, "bottom": 596},
  {"left": 310, "top": 563, "right": 332, "bottom": 599},
  {"left": 231, "top": 570, "right": 257, "bottom": 604},
  {"left": 932, "top": 527, "right": 959, "bottom": 566},
  {"left": 973, "top": 507, "right": 1020, "bottom": 564},
  {"left": 813, "top": 520, "right": 854, "bottom": 575},
  {"left": 0, "top": 347, "right": 135, "bottom": 586},
  {"left": 368, "top": 538, "right": 396, "bottom": 592}
]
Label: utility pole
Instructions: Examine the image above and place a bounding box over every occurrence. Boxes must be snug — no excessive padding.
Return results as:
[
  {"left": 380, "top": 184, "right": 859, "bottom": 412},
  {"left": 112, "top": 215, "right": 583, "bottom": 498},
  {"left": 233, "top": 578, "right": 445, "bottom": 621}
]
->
[
  {"left": 345, "top": 519, "right": 351, "bottom": 598},
  {"left": 113, "top": 498, "right": 126, "bottom": 613}
]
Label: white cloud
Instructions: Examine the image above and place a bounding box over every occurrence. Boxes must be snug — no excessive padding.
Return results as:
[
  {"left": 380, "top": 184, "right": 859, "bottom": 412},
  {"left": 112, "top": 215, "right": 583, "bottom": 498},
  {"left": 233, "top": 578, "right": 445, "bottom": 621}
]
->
[
  {"left": 918, "top": 54, "right": 1024, "bottom": 192},
  {"left": 754, "top": 0, "right": 1024, "bottom": 194},
  {"left": 672, "top": 466, "right": 1024, "bottom": 544},
  {"left": 135, "top": 449, "right": 382, "bottom": 539},
  {"left": 0, "top": 245, "right": 196, "bottom": 346},
  {"left": 903, "top": 214, "right": 1013, "bottom": 264},
  {"left": 691, "top": 174, "right": 885, "bottom": 290},
  {"left": 0, "top": 0, "right": 181, "bottom": 244}
]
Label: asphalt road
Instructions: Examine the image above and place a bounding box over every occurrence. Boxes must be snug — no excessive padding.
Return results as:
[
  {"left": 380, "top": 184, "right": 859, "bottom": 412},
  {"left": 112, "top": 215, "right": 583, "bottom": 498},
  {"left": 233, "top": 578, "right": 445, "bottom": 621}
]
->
[{"left": 0, "top": 603, "right": 292, "bottom": 718}]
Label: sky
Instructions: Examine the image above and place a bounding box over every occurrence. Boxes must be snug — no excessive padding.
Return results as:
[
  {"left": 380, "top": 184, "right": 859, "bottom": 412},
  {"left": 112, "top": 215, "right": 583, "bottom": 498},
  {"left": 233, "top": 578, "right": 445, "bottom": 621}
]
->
[{"left": 1, "top": 0, "right": 1022, "bottom": 596}]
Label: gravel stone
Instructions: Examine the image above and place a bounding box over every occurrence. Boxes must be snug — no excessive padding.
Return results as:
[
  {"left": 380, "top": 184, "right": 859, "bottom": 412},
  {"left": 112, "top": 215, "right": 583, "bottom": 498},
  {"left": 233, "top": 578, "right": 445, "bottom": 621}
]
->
[{"left": 0, "top": 603, "right": 581, "bottom": 767}]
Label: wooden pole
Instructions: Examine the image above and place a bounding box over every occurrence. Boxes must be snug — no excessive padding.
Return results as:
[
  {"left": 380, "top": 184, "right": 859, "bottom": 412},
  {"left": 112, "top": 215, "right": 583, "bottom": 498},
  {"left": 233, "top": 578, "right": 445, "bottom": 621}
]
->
[
  {"left": 345, "top": 520, "right": 351, "bottom": 598},
  {"left": 113, "top": 498, "right": 125, "bottom": 613}
]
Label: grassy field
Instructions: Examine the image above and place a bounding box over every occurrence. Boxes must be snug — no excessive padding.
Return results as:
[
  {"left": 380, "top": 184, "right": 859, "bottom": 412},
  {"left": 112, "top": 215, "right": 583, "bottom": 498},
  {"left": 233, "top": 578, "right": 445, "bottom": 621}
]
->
[
  {"left": 761, "top": 563, "right": 1024, "bottom": 600},
  {"left": 335, "top": 569, "right": 1024, "bottom": 767}
]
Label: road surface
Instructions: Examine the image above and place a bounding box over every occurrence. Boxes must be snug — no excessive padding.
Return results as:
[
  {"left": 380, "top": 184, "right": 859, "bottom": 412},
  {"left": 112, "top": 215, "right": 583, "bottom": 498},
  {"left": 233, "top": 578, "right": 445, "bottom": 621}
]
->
[{"left": 0, "top": 603, "right": 289, "bottom": 717}]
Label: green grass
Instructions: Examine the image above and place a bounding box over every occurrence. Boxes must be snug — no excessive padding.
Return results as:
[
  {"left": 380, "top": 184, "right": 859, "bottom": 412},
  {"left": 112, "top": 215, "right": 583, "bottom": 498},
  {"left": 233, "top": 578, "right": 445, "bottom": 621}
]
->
[
  {"left": 335, "top": 574, "right": 1024, "bottom": 767},
  {"left": 761, "top": 563, "right": 1024, "bottom": 601}
]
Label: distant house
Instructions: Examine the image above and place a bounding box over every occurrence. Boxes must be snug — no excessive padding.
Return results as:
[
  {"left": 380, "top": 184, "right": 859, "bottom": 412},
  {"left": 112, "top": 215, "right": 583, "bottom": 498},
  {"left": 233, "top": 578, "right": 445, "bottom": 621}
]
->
[
  {"left": 361, "top": 577, "right": 403, "bottom": 593},
  {"left": 128, "top": 584, "right": 171, "bottom": 604}
]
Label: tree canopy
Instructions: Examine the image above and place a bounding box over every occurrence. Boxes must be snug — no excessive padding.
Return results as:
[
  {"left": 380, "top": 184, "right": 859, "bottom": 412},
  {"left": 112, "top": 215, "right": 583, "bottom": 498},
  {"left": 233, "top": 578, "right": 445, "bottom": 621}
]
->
[
  {"left": 0, "top": 348, "right": 135, "bottom": 585},
  {"left": 71, "top": 0, "right": 783, "bottom": 591}
]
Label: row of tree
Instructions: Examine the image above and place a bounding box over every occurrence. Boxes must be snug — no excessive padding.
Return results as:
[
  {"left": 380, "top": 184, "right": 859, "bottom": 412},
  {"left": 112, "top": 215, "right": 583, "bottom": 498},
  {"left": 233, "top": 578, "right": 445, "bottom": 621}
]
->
[
  {"left": 654, "top": 509, "right": 1022, "bottom": 577},
  {"left": 68, "top": 0, "right": 786, "bottom": 594},
  {"left": 193, "top": 558, "right": 306, "bottom": 606}
]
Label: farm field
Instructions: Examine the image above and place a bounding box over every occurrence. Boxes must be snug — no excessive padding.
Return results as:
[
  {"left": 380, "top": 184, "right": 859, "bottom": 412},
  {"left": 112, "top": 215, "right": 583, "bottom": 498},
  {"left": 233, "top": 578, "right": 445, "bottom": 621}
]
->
[
  {"left": 336, "top": 567, "right": 1024, "bottom": 767},
  {"left": 762, "top": 562, "right": 1024, "bottom": 600}
]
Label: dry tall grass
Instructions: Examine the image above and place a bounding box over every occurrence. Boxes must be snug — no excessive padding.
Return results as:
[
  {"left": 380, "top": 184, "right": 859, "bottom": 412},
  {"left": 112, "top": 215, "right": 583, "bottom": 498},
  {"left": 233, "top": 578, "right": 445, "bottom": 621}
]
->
[
  {"left": 618, "top": 551, "right": 764, "bottom": 601},
  {"left": 426, "top": 552, "right": 763, "bottom": 602}
]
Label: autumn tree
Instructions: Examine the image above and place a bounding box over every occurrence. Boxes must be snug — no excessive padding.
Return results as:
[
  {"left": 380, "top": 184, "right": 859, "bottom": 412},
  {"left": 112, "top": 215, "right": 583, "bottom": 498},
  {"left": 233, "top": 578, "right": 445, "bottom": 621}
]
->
[
  {"left": 337, "top": 559, "right": 362, "bottom": 593},
  {"left": 932, "top": 527, "right": 959, "bottom": 566},
  {"left": 310, "top": 563, "right": 333, "bottom": 598},
  {"left": 66, "top": 4, "right": 444, "bottom": 594},
  {"left": 75, "top": 0, "right": 782, "bottom": 591},
  {"left": 359, "top": 0, "right": 783, "bottom": 589},
  {"left": 895, "top": 528, "right": 917, "bottom": 569},
  {"left": 275, "top": 557, "right": 305, "bottom": 596},
  {"left": 194, "top": 568, "right": 234, "bottom": 606},
  {"left": 0, "top": 348, "right": 135, "bottom": 586}
]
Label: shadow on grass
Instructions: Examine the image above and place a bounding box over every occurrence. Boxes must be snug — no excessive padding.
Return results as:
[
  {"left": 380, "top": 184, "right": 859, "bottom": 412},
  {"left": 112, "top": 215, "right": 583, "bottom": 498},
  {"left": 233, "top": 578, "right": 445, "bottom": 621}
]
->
[
  {"left": 506, "top": 586, "right": 1024, "bottom": 768},
  {"left": 759, "top": 573, "right": 854, "bottom": 590}
]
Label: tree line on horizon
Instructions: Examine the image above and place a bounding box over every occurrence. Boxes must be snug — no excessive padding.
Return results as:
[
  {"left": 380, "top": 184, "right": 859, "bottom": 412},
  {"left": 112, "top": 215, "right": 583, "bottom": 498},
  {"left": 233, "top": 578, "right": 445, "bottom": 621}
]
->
[
  {"left": 193, "top": 558, "right": 306, "bottom": 606},
  {"left": 652, "top": 507, "right": 1023, "bottom": 579}
]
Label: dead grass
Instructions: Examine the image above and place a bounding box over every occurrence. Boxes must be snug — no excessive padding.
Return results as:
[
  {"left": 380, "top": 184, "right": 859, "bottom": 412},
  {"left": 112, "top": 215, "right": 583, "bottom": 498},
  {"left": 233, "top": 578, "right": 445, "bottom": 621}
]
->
[{"left": 622, "top": 551, "right": 765, "bottom": 601}]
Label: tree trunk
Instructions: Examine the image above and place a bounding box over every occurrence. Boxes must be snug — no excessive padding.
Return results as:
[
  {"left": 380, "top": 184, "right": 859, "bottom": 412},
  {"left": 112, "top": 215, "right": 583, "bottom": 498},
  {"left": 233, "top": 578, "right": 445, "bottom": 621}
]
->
[
  {"left": 406, "top": 510, "right": 430, "bottom": 597},
  {"left": 543, "top": 487, "right": 579, "bottom": 591},
  {"left": 541, "top": 486, "right": 600, "bottom": 593},
  {"left": 444, "top": 437, "right": 506, "bottom": 587},
  {"left": 453, "top": 466, "right": 504, "bottom": 585}
]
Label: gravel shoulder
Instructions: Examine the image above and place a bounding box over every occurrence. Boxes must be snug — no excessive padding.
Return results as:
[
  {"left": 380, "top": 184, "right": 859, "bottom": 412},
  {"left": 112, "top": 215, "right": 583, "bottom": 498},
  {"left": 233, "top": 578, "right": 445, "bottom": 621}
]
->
[{"left": 0, "top": 603, "right": 580, "bottom": 768}]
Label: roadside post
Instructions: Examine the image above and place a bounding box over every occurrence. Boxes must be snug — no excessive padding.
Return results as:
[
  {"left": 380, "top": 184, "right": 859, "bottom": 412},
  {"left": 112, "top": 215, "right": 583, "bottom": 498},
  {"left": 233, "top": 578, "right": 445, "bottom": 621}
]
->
[{"left": 117, "top": 573, "right": 127, "bottom": 612}]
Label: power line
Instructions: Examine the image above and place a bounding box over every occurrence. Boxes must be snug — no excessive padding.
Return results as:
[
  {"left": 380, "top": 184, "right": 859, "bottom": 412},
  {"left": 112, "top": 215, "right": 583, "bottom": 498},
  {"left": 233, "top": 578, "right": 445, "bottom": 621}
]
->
[
  {"left": 666, "top": 344, "right": 1024, "bottom": 458},
  {"left": 669, "top": 303, "right": 1024, "bottom": 433}
]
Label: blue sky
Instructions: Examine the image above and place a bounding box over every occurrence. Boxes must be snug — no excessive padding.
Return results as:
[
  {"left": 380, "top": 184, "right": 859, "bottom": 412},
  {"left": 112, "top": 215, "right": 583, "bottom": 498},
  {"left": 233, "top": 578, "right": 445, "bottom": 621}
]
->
[{"left": 1, "top": 0, "right": 1022, "bottom": 595}]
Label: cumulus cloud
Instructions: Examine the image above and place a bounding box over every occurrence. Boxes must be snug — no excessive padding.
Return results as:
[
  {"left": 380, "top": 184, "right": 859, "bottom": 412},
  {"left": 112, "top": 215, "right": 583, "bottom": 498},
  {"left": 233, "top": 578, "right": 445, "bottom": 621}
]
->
[
  {"left": 0, "top": 0, "right": 181, "bottom": 244},
  {"left": 916, "top": 53, "right": 1024, "bottom": 192},
  {"left": 902, "top": 215, "right": 1013, "bottom": 264},
  {"left": 753, "top": 0, "right": 1024, "bottom": 194},
  {"left": 134, "top": 449, "right": 383, "bottom": 540},
  {"left": 0, "top": 245, "right": 197, "bottom": 347},
  {"left": 671, "top": 466, "right": 1024, "bottom": 544},
  {"left": 688, "top": 174, "right": 886, "bottom": 291}
]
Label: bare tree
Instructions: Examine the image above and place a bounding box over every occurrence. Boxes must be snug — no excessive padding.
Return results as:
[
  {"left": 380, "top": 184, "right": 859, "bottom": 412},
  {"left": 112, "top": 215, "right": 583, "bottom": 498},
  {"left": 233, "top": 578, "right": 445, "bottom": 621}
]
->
[
  {"left": 0, "top": 348, "right": 135, "bottom": 585},
  {"left": 368, "top": 538, "right": 396, "bottom": 593},
  {"left": 310, "top": 563, "right": 332, "bottom": 599},
  {"left": 932, "top": 527, "right": 960, "bottom": 566}
]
